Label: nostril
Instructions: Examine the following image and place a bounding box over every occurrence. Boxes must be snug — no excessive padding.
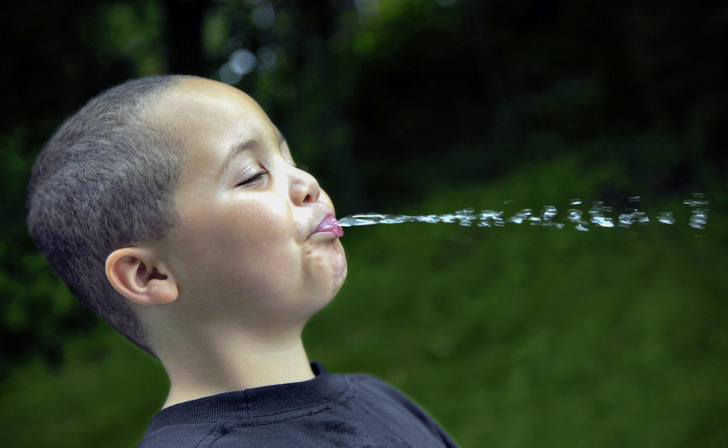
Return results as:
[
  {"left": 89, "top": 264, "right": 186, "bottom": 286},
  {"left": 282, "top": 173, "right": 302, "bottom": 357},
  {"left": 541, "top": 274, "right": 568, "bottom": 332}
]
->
[
  {"left": 301, "top": 184, "right": 321, "bottom": 204},
  {"left": 291, "top": 168, "right": 321, "bottom": 204}
]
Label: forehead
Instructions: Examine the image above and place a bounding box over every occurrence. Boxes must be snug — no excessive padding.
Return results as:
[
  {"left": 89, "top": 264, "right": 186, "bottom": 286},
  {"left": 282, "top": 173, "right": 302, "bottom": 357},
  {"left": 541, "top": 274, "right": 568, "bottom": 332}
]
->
[
  {"left": 155, "top": 78, "right": 270, "bottom": 130},
  {"left": 152, "top": 77, "right": 281, "bottom": 160}
]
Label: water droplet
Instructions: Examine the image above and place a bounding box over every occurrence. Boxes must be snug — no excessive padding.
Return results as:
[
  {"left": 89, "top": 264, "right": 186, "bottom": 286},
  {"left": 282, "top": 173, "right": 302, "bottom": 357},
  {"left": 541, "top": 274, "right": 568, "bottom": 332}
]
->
[
  {"left": 477, "top": 210, "right": 504, "bottom": 227},
  {"left": 689, "top": 212, "right": 708, "bottom": 230},
  {"left": 508, "top": 209, "right": 532, "bottom": 225},
  {"left": 618, "top": 211, "right": 649, "bottom": 227},
  {"left": 589, "top": 201, "right": 615, "bottom": 228},
  {"left": 683, "top": 192, "right": 709, "bottom": 208},
  {"left": 541, "top": 205, "right": 558, "bottom": 222},
  {"left": 657, "top": 212, "right": 676, "bottom": 225},
  {"left": 683, "top": 193, "right": 709, "bottom": 229},
  {"left": 567, "top": 209, "right": 582, "bottom": 221}
]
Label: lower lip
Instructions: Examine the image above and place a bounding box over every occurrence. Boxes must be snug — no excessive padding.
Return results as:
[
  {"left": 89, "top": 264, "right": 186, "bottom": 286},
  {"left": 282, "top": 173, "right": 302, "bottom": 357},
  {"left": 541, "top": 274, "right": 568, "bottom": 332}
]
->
[{"left": 315, "top": 216, "right": 344, "bottom": 237}]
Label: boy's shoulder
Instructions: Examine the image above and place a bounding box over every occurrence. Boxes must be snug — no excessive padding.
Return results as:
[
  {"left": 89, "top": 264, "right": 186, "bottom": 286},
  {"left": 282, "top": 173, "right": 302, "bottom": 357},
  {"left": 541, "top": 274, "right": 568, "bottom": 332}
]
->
[{"left": 139, "top": 363, "right": 456, "bottom": 448}]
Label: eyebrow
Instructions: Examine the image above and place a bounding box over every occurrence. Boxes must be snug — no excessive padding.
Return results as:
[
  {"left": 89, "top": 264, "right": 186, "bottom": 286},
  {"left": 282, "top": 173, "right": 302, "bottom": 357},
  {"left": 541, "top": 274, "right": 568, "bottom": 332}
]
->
[
  {"left": 218, "top": 139, "right": 258, "bottom": 179},
  {"left": 218, "top": 127, "right": 287, "bottom": 179}
]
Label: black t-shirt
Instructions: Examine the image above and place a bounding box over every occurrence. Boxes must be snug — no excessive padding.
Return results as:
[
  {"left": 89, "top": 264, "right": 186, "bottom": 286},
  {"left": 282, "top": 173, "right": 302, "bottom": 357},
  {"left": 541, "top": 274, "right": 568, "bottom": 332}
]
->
[{"left": 138, "top": 362, "right": 457, "bottom": 447}]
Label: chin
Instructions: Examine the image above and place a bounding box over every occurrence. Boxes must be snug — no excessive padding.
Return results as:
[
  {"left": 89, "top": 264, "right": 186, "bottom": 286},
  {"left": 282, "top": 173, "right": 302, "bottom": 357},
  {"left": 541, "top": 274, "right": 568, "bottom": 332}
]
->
[
  {"left": 330, "top": 264, "right": 347, "bottom": 298},
  {"left": 302, "top": 239, "right": 347, "bottom": 308},
  {"left": 330, "top": 241, "right": 347, "bottom": 293}
]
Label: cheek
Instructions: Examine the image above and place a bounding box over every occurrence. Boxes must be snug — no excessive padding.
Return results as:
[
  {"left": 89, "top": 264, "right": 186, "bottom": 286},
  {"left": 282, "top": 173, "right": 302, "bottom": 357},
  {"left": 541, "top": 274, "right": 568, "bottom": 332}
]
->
[
  {"left": 329, "top": 243, "right": 348, "bottom": 294},
  {"left": 169, "top": 206, "right": 298, "bottom": 293},
  {"left": 302, "top": 240, "right": 348, "bottom": 295},
  {"left": 185, "top": 198, "right": 291, "bottom": 251}
]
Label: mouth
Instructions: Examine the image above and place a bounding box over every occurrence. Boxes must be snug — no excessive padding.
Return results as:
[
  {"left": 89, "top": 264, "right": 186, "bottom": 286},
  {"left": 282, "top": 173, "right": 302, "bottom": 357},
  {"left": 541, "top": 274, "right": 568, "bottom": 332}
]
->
[{"left": 313, "top": 213, "right": 344, "bottom": 238}]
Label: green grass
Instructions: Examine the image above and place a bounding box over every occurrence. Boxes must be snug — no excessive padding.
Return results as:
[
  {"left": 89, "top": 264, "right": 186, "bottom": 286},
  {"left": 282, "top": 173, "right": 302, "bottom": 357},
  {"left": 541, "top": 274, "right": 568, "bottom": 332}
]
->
[
  {"left": 2, "top": 156, "right": 726, "bottom": 447},
  {"left": 0, "top": 324, "right": 167, "bottom": 447}
]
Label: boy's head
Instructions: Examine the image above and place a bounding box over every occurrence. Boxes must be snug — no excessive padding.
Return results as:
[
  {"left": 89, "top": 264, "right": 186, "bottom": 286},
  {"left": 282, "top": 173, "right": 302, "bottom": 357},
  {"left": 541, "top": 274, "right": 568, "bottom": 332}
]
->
[{"left": 27, "top": 76, "right": 346, "bottom": 356}]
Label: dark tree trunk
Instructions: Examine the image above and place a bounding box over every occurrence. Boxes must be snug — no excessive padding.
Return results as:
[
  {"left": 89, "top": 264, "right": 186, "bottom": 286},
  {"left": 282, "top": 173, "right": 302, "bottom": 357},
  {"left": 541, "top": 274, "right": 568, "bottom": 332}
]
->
[{"left": 162, "top": 0, "right": 209, "bottom": 75}]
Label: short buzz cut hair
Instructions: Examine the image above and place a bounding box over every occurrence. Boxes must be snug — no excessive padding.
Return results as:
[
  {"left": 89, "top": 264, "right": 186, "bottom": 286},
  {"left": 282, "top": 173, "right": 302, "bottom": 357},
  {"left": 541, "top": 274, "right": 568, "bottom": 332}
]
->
[{"left": 27, "top": 75, "right": 192, "bottom": 355}]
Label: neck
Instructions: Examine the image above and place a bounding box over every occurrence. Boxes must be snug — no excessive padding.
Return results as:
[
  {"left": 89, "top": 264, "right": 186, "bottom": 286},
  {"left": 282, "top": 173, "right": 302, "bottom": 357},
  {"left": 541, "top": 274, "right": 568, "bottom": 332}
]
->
[{"left": 157, "top": 327, "right": 314, "bottom": 409}]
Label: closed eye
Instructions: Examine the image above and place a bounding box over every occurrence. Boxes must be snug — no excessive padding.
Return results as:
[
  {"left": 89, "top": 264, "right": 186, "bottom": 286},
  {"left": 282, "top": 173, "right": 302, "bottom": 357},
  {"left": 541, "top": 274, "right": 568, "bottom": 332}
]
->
[{"left": 236, "top": 169, "right": 269, "bottom": 187}]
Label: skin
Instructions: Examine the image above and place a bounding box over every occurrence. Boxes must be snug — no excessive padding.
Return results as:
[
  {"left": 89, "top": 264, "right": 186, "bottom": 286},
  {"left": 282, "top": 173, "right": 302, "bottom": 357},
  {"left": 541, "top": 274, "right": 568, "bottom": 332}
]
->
[{"left": 106, "top": 78, "right": 347, "bottom": 408}]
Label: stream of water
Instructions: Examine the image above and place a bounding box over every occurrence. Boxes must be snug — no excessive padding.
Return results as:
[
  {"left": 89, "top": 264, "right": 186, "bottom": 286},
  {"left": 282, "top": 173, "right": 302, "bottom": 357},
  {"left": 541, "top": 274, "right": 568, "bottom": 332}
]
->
[{"left": 337, "top": 193, "right": 709, "bottom": 231}]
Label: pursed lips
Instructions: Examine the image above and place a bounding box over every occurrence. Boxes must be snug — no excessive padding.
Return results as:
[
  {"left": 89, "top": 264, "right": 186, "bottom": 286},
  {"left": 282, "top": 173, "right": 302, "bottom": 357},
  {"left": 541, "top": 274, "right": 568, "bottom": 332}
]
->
[
  {"left": 306, "top": 210, "right": 344, "bottom": 241},
  {"left": 316, "top": 213, "right": 344, "bottom": 237}
]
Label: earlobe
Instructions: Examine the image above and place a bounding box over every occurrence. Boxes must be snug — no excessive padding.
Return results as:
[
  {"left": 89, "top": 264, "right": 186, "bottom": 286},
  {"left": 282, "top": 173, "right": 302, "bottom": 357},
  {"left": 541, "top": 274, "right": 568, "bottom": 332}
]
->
[{"left": 105, "top": 247, "right": 178, "bottom": 306}]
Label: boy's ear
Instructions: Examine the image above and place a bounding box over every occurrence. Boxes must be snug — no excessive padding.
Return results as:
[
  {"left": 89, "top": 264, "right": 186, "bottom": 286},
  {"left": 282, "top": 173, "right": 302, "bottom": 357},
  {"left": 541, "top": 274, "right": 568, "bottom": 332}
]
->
[{"left": 105, "top": 247, "right": 178, "bottom": 306}]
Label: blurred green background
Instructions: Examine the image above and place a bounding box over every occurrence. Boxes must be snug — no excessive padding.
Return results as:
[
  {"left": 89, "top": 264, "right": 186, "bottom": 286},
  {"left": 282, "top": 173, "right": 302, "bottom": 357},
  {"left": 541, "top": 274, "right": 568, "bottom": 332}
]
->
[{"left": 1, "top": 0, "right": 727, "bottom": 447}]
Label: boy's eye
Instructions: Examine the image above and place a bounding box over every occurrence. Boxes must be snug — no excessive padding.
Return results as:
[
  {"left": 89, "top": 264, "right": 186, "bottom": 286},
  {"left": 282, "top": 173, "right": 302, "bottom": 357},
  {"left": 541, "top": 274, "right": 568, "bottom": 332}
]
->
[{"left": 236, "top": 169, "right": 269, "bottom": 187}]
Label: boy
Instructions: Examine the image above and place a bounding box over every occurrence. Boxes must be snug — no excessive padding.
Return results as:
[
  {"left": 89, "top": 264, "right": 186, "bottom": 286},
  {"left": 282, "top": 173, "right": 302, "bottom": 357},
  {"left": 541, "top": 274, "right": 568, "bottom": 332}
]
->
[{"left": 27, "top": 75, "right": 457, "bottom": 447}]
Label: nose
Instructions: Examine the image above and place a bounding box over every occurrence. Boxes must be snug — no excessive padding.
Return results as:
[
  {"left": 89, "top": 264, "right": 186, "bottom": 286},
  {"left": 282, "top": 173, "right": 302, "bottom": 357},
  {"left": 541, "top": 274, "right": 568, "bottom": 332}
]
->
[{"left": 289, "top": 166, "right": 321, "bottom": 205}]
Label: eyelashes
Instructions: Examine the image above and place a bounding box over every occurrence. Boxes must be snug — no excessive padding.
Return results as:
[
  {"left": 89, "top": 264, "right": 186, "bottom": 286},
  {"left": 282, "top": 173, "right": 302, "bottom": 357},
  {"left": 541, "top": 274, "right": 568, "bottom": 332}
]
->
[
  {"left": 236, "top": 169, "right": 269, "bottom": 187},
  {"left": 234, "top": 161, "right": 309, "bottom": 188}
]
